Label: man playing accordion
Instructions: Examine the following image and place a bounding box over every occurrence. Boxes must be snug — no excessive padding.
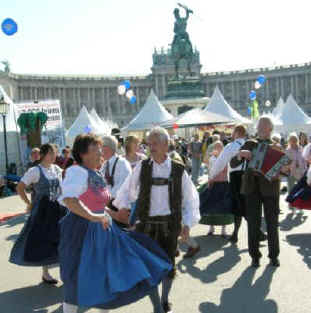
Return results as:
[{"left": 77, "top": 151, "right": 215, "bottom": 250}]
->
[{"left": 231, "top": 117, "right": 290, "bottom": 268}]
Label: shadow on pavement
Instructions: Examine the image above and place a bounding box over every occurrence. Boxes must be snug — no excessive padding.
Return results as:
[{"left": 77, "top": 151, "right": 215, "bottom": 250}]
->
[
  {"left": 0, "top": 283, "right": 63, "bottom": 313},
  {"left": 177, "top": 235, "right": 246, "bottom": 283},
  {"left": 1, "top": 214, "right": 27, "bottom": 229},
  {"left": 279, "top": 212, "right": 308, "bottom": 231},
  {"left": 199, "top": 266, "right": 278, "bottom": 313},
  {"left": 286, "top": 233, "right": 311, "bottom": 269}
]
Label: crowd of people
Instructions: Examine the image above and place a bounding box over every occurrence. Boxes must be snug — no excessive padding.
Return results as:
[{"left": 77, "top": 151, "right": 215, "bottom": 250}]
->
[{"left": 7, "top": 117, "right": 311, "bottom": 313}]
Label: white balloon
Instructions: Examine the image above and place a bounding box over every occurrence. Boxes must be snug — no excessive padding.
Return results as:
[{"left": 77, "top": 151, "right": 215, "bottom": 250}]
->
[
  {"left": 265, "top": 100, "right": 271, "bottom": 107},
  {"left": 254, "top": 81, "right": 261, "bottom": 90},
  {"left": 118, "top": 85, "right": 126, "bottom": 95},
  {"left": 126, "top": 90, "right": 134, "bottom": 99}
]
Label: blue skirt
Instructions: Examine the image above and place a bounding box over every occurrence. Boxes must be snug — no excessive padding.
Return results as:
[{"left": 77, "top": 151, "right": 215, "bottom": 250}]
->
[
  {"left": 199, "top": 182, "right": 234, "bottom": 225},
  {"left": 9, "top": 196, "right": 67, "bottom": 266},
  {"left": 59, "top": 212, "right": 172, "bottom": 309}
]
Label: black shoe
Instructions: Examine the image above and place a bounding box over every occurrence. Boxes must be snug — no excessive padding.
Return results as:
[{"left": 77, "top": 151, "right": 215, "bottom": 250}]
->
[
  {"left": 162, "top": 302, "right": 172, "bottom": 313},
  {"left": 259, "top": 232, "right": 267, "bottom": 242},
  {"left": 251, "top": 259, "right": 260, "bottom": 268},
  {"left": 229, "top": 234, "right": 238, "bottom": 243},
  {"left": 270, "top": 258, "right": 280, "bottom": 267},
  {"left": 42, "top": 276, "right": 58, "bottom": 285}
]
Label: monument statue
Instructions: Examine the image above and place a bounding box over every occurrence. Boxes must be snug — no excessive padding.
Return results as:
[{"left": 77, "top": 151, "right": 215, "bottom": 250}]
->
[
  {"left": 171, "top": 3, "right": 194, "bottom": 78},
  {"left": 1, "top": 60, "right": 10, "bottom": 73}
]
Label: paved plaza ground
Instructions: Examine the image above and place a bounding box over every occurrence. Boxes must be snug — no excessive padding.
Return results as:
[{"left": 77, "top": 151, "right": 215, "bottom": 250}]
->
[{"left": 0, "top": 192, "right": 310, "bottom": 313}]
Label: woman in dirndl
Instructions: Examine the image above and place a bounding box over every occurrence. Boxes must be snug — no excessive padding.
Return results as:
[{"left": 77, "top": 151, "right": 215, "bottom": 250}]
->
[
  {"left": 9, "top": 143, "right": 67, "bottom": 284},
  {"left": 199, "top": 141, "right": 234, "bottom": 237},
  {"left": 59, "top": 133, "right": 172, "bottom": 313}
]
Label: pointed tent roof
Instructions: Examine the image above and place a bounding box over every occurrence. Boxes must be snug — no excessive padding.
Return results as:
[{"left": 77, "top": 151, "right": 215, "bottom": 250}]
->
[
  {"left": 277, "top": 94, "right": 311, "bottom": 127},
  {"left": 161, "top": 107, "right": 232, "bottom": 128},
  {"left": 122, "top": 89, "right": 173, "bottom": 132},
  {"left": 0, "top": 85, "right": 18, "bottom": 132},
  {"left": 90, "top": 108, "right": 116, "bottom": 135},
  {"left": 272, "top": 97, "right": 285, "bottom": 117},
  {"left": 66, "top": 106, "right": 105, "bottom": 146},
  {"left": 203, "top": 86, "right": 251, "bottom": 124}
]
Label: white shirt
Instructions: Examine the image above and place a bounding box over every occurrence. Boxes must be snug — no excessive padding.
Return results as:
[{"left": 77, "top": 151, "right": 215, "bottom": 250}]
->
[
  {"left": 307, "top": 167, "right": 311, "bottom": 185},
  {"left": 302, "top": 143, "right": 311, "bottom": 162},
  {"left": 209, "top": 138, "right": 245, "bottom": 180},
  {"left": 21, "top": 164, "right": 62, "bottom": 186},
  {"left": 58, "top": 166, "right": 89, "bottom": 205},
  {"left": 100, "top": 154, "right": 132, "bottom": 199},
  {"left": 113, "top": 157, "right": 200, "bottom": 228}
]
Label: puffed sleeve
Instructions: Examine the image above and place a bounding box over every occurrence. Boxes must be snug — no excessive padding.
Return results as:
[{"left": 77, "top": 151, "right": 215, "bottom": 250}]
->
[
  {"left": 307, "top": 167, "right": 311, "bottom": 186},
  {"left": 58, "top": 165, "right": 88, "bottom": 205},
  {"left": 303, "top": 143, "right": 311, "bottom": 162},
  {"left": 181, "top": 170, "right": 201, "bottom": 228},
  {"left": 21, "top": 167, "right": 40, "bottom": 186}
]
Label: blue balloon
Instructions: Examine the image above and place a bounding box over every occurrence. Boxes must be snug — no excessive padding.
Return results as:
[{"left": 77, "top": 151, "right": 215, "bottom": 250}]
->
[
  {"left": 84, "top": 125, "right": 92, "bottom": 133},
  {"left": 249, "top": 90, "right": 256, "bottom": 101},
  {"left": 122, "top": 80, "right": 131, "bottom": 90},
  {"left": 247, "top": 106, "right": 252, "bottom": 115},
  {"left": 1, "top": 18, "right": 18, "bottom": 36},
  {"left": 130, "top": 96, "right": 136, "bottom": 104},
  {"left": 257, "top": 74, "right": 266, "bottom": 85}
]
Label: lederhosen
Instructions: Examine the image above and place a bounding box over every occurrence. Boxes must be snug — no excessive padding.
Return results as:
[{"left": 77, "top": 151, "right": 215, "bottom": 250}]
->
[{"left": 135, "top": 158, "right": 184, "bottom": 278}]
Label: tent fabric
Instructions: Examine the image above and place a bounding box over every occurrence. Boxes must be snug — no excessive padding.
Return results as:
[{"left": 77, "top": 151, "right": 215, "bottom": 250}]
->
[
  {"left": 272, "top": 97, "right": 285, "bottom": 117},
  {"left": 203, "top": 86, "right": 251, "bottom": 124},
  {"left": 121, "top": 89, "right": 173, "bottom": 132},
  {"left": 90, "top": 108, "right": 118, "bottom": 135},
  {"left": 161, "top": 107, "right": 232, "bottom": 128},
  {"left": 66, "top": 106, "right": 106, "bottom": 146},
  {"left": 0, "top": 85, "right": 18, "bottom": 132},
  {"left": 273, "top": 94, "right": 311, "bottom": 134}
]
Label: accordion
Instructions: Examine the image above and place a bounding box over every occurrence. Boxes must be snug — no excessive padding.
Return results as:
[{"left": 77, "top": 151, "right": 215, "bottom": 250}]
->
[{"left": 247, "top": 143, "right": 291, "bottom": 181}]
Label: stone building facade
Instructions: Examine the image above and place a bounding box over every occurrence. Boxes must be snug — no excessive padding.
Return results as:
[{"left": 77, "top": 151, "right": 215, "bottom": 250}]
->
[{"left": 0, "top": 48, "right": 311, "bottom": 128}]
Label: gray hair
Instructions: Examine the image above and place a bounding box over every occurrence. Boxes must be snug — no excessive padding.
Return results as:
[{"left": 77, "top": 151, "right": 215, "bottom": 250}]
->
[
  {"left": 102, "top": 135, "right": 118, "bottom": 152},
  {"left": 148, "top": 127, "right": 170, "bottom": 143}
]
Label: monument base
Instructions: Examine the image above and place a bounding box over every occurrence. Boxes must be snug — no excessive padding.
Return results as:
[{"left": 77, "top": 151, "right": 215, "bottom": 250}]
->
[{"left": 165, "top": 77, "right": 205, "bottom": 99}]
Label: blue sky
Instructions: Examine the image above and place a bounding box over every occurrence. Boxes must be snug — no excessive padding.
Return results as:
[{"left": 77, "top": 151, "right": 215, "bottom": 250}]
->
[{"left": 0, "top": 0, "right": 310, "bottom": 75}]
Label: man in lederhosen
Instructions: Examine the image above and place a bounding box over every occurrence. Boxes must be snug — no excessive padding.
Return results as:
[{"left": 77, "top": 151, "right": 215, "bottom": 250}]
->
[{"left": 113, "top": 127, "right": 200, "bottom": 313}]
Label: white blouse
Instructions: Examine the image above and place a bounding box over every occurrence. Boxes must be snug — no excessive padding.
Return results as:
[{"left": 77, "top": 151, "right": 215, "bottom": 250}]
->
[
  {"left": 21, "top": 164, "right": 62, "bottom": 186},
  {"left": 58, "top": 165, "right": 89, "bottom": 205}
]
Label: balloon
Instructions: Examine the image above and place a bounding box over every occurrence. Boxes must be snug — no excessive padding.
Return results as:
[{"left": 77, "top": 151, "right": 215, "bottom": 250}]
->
[
  {"left": 126, "top": 90, "right": 134, "bottom": 99},
  {"left": 129, "top": 96, "right": 136, "bottom": 104},
  {"left": 122, "top": 80, "right": 131, "bottom": 90},
  {"left": 257, "top": 74, "right": 266, "bottom": 85},
  {"left": 173, "top": 123, "right": 179, "bottom": 130},
  {"left": 118, "top": 84, "right": 126, "bottom": 95},
  {"left": 265, "top": 100, "right": 271, "bottom": 107},
  {"left": 84, "top": 125, "right": 92, "bottom": 133},
  {"left": 249, "top": 90, "right": 256, "bottom": 101},
  {"left": 254, "top": 81, "right": 261, "bottom": 90},
  {"left": 247, "top": 106, "right": 252, "bottom": 115},
  {"left": 1, "top": 18, "right": 18, "bottom": 36}
]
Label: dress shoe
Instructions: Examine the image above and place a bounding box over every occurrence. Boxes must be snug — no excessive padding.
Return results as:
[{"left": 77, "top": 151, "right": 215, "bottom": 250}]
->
[
  {"left": 162, "top": 302, "right": 172, "bottom": 313},
  {"left": 270, "top": 258, "right": 280, "bottom": 267},
  {"left": 251, "top": 259, "right": 260, "bottom": 268},
  {"left": 42, "top": 276, "right": 58, "bottom": 285},
  {"left": 183, "top": 246, "right": 200, "bottom": 258}
]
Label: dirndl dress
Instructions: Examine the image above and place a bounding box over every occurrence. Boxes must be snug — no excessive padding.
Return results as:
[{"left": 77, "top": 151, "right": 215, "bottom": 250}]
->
[
  {"left": 59, "top": 166, "right": 172, "bottom": 309},
  {"left": 9, "top": 165, "right": 67, "bottom": 266},
  {"left": 199, "top": 166, "right": 234, "bottom": 225},
  {"left": 286, "top": 172, "right": 311, "bottom": 210}
]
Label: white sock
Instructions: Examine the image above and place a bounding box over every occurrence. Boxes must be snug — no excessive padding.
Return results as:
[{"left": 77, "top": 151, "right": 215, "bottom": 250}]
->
[
  {"left": 63, "top": 303, "right": 78, "bottom": 313},
  {"left": 42, "top": 265, "right": 55, "bottom": 280}
]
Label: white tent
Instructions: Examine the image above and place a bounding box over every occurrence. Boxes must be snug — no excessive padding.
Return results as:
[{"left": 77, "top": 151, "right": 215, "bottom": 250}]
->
[
  {"left": 274, "top": 94, "right": 311, "bottom": 134},
  {"left": 121, "top": 89, "right": 173, "bottom": 132},
  {"left": 272, "top": 97, "right": 285, "bottom": 117},
  {"left": 0, "top": 86, "right": 21, "bottom": 173},
  {"left": 66, "top": 106, "right": 106, "bottom": 146},
  {"left": 203, "top": 86, "right": 251, "bottom": 124},
  {"left": 161, "top": 107, "right": 232, "bottom": 128}
]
